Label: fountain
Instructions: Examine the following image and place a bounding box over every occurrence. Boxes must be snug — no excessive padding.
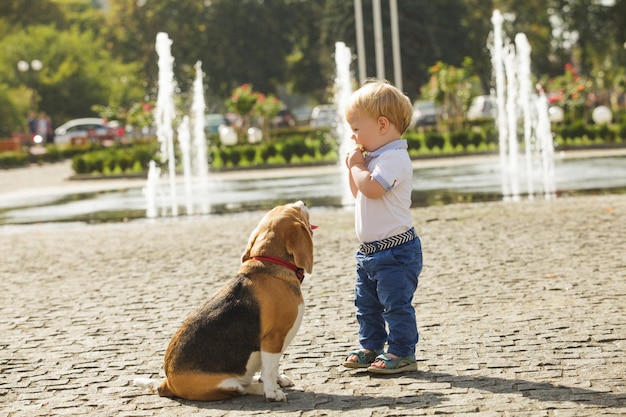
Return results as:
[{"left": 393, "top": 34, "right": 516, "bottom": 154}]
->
[
  {"left": 191, "top": 61, "right": 210, "bottom": 215},
  {"left": 154, "top": 32, "right": 178, "bottom": 216},
  {"left": 178, "top": 115, "right": 193, "bottom": 215},
  {"left": 148, "top": 36, "right": 213, "bottom": 218},
  {"left": 145, "top": 160, "right": 160, "bottom": 219},
  {"left": 516, "top": 33, "right": 533, "bottom": 198},
  {"left": 490, "top": 10, "right": 556, "bottom": 201},
  {"left": 334, "top": 41, "right": 355, "bottom": 206},
  {"left": 490, "top": 10, "right": 509, "bottom": 199},
  {"left": 536, "top": 91, "right": 556, "bottom": 198},
  {"left": 503, "top": 41, "right": 521, "bottom": 200}
]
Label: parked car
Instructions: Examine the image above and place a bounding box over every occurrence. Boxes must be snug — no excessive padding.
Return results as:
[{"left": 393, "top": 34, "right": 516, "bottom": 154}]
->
[
  {"left": 292, "top": 107, "right": 312, "bottom": 126},
  {"left": 467, "top": 95, "right": 497, "bottom": 120},
  {"left": 54, "top": 118, "right": 116, "bottom": 145},
  {"left": 310, "top": 105, "right": 338, "bottom": 128},
  {"left": 271, "top": 108, "right": 295, "bottom": 128},
  {"left": 411, "top": 100, "right": 440, "bottom": 128},
  {"left": 205, "top": 113, "right": 229, "bottom": 134}
]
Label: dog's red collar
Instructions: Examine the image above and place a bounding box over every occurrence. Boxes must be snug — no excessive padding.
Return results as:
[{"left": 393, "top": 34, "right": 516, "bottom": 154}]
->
[{"left": 251, "top": 256, "right": 305, "bottom": 283}]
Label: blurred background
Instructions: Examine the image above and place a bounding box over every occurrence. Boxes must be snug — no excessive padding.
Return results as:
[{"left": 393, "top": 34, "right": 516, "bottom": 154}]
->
[{"left": 1, "top": 0, "right": 624, "bottom": 138}]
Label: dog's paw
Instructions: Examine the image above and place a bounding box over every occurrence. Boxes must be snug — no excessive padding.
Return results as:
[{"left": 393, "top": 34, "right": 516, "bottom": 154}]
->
[
  {"left": 277, "top": 373, "right": 294, "bottom": 388},
  {"left": 264, "top": 388, "right": 287, "bottom": 402}
]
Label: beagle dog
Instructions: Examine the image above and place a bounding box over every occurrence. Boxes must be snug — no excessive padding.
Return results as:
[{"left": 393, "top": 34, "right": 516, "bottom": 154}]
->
[{"left": 134, "top": 201, "right": 315, "bottom": 402}]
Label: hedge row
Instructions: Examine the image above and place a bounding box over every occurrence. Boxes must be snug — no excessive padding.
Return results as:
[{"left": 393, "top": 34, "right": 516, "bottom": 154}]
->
[
  {"left": 71, "top": 143, "right": 158, "bottom": 175},
  {"left": 210, "top": 133, "right": 336, "bottom": 168},
  {"left": 0, "top": 143, "right": 98, "bottom": 169},
  {"left": 2, "top": 122, "right": 625, "bottom": 172},
  {"left": 555, "top": 121, "right": 626, "bottom": 142}
]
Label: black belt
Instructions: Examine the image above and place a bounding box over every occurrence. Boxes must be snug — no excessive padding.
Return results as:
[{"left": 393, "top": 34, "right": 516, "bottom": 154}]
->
[{"left": 359, "top": 228, "right": 416, "bottom": 255}]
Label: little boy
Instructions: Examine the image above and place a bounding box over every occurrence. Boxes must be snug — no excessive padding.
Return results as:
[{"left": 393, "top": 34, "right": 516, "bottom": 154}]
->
[{"left": 343, "top": 79, "right": 423, "bottom": 374}]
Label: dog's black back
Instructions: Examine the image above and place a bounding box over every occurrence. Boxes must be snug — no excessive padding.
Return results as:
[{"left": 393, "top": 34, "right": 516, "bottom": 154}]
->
[{"left": 164, "top": 274, "right": 261, "bottom": 374}]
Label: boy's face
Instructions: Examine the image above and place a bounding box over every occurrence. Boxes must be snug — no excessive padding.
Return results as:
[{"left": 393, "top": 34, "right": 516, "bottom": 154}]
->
[{"left": 347, "top": 114, "right": 382, "bottom": 153}]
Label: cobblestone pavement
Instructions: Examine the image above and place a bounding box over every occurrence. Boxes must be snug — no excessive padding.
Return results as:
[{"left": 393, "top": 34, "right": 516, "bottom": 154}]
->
[{"left": 1, "top": 194, "right": 625, "bottom": 416}]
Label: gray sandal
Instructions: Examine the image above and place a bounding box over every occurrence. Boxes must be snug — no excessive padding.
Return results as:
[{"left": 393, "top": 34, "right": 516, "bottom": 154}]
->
[{"left": 343, "top": 349, "right": 384, "bottom": 368}]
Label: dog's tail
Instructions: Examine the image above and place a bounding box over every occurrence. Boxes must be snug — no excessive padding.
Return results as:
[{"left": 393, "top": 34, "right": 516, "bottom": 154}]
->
[{"left": 133, "top": 377, "right": 161, "bottom": 394}]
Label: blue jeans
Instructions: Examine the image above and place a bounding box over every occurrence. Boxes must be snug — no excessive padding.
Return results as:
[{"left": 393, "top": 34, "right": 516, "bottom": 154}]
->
[{"left": 355, "top": 236, "right": 422, "bottom": 358}]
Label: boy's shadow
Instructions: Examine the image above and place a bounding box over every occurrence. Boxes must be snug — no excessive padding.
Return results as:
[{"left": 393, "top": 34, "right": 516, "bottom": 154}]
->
[{"left": 372, "top": 370, "right": 624, "bottom": 408}]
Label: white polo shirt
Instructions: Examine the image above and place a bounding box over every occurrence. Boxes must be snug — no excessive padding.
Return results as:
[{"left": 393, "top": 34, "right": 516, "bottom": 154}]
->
[{"left": 355, "top": 139, "right": 413, "bottom": 243}]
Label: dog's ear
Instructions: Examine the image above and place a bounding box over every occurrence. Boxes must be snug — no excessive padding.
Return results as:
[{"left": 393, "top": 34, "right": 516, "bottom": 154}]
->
[
  {"left": 241, "top": 224, "right": 260, "bottom": 263},
  {"left": 284, "top": 220, "right": 314, "bottom": 273},
  {"left": 242, "top": 207, "right": 279, "bottom": 262}
]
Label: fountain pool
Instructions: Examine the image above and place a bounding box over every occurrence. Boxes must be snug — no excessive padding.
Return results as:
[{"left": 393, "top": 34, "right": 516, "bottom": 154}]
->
[{"left": 1, "top": 153, "right": 625, "bottom": 226}]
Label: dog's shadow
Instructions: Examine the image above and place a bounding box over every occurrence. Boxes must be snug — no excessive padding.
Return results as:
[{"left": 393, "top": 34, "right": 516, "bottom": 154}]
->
[
  {"left": 175, "top": 368, "right": 624, "bottom": 411},
  {"left": 176, "top": 388, "right": 445, "bottom": 412}
]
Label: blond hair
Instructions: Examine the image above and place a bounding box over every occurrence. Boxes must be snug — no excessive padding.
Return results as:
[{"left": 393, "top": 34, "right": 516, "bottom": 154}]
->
[{"left": 345, "top": 79, "right": 413, "bottom": 134}]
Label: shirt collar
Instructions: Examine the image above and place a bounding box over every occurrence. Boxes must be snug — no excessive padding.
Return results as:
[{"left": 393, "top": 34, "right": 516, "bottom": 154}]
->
[{"left": 365, "top": 139, "right": 407, "bottom": 161}]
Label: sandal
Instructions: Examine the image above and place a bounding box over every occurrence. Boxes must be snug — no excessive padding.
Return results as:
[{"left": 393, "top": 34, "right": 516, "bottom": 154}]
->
[
  {"left": 343, "top": 349, "right": 384, "bottom": 368},
  {"left": 367, "top": 353, "right": 417, "bottom": 374}
]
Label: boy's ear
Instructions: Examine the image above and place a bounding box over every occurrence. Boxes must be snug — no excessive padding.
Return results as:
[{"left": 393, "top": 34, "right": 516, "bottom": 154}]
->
[{"left": 377, "top": 116, "right": 390, "bottom": 134}]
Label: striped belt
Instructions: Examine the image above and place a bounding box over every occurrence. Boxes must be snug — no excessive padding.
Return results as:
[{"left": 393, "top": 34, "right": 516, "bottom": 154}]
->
[{"left": 359, "top": 228, "right": 417, "bottom": 255}]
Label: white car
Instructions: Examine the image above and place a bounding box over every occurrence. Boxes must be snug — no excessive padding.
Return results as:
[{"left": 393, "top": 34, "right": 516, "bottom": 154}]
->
[
  {"left": 467, "top": 96, "right": 497, "bottom": 120},
  {"left": 411, "top": 100, "right": 440, "bottom": 127},
  {"left": 310, "top": 105, "right": 339, "bottom": 128},
  {"left": 54, "top": 118, "right": 116, "bottom": 145}
]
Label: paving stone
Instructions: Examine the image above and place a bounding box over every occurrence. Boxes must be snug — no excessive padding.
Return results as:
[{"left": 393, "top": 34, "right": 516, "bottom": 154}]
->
[{"left": 1, "top": 194, "right": 625, "bottom": 416}]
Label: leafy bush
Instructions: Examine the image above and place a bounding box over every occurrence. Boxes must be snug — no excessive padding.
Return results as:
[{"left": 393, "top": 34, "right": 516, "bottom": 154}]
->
[
  {"left": 71, "top": 143, "right": 159, "bottom": 174},
  {"left": 425, "top": 131, "right": 445, "bottom": 150},
  {"left": 0, "top": 151, "right": 29, "bottom": 169},
  {"left": 40, "top": 145, "right": 63, "bottom": 163},
  {"left": 595, "top": 124, "right": 616, "bottom": 142},
  {"left": 260, "top": 143, "right": 278, "bottom": 162},
  {"left": 619, "top": 123, "right": 626, "bottom": 140},
  {"left": 563, "top": 121, "right": 587, "bottom": 141},
  {"left": 72, "top": 154, "right": 88, "bottom": 173},
  {"left": 405, "top": 135, "right": 422, "bottom": 152},
  {"left": 318, "top": 137, "right": 333, "bottom": 156},
  {"left": 218, "top": 148, "right": 230, "bottom": 166},
  {"left": 449, "top": 130, "right": 470, "bottom": 150},
  {"left": 469, "top": 130, "right": 484, "bottom": 148},
  {"left": 484, "top": 125, "right": 498, "bottom": 145},
  {"left": 242, "top": 145, "right": 257, "bottom": 163},
  {"left": 280, "top": 141, "right": 296, "bottom": 163},
  {"left": 229, "top": 148, "right": 242, "bottom": 166}
]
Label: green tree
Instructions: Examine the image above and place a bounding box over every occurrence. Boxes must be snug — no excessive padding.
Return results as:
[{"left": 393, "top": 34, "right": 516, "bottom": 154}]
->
[
  {"left": 0, "top": 25, "right": 144, "bottom": 127},
  {"left": 105, "top": 0, "right": 316, "bottom": 104},
  {"left": 0, "top": 0, "right": 66, "bottom": 35},
  {"left": 254, "top": 93, "right": 283, "bottom": 140},
  {"left": 320, "top": 0, "right": 472, "bottom": 102},
  {"left": 424, "top": 58, "right": 482, "bottom": 130},
  {"left": 550, "top": 0, "right": 623, "bottom": 74},
  {"left": 284, "top": 0, "right": 328, "bottom": 102},
  {"left": 0, "top": 84, "right": 25, "bottom": 136}
]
